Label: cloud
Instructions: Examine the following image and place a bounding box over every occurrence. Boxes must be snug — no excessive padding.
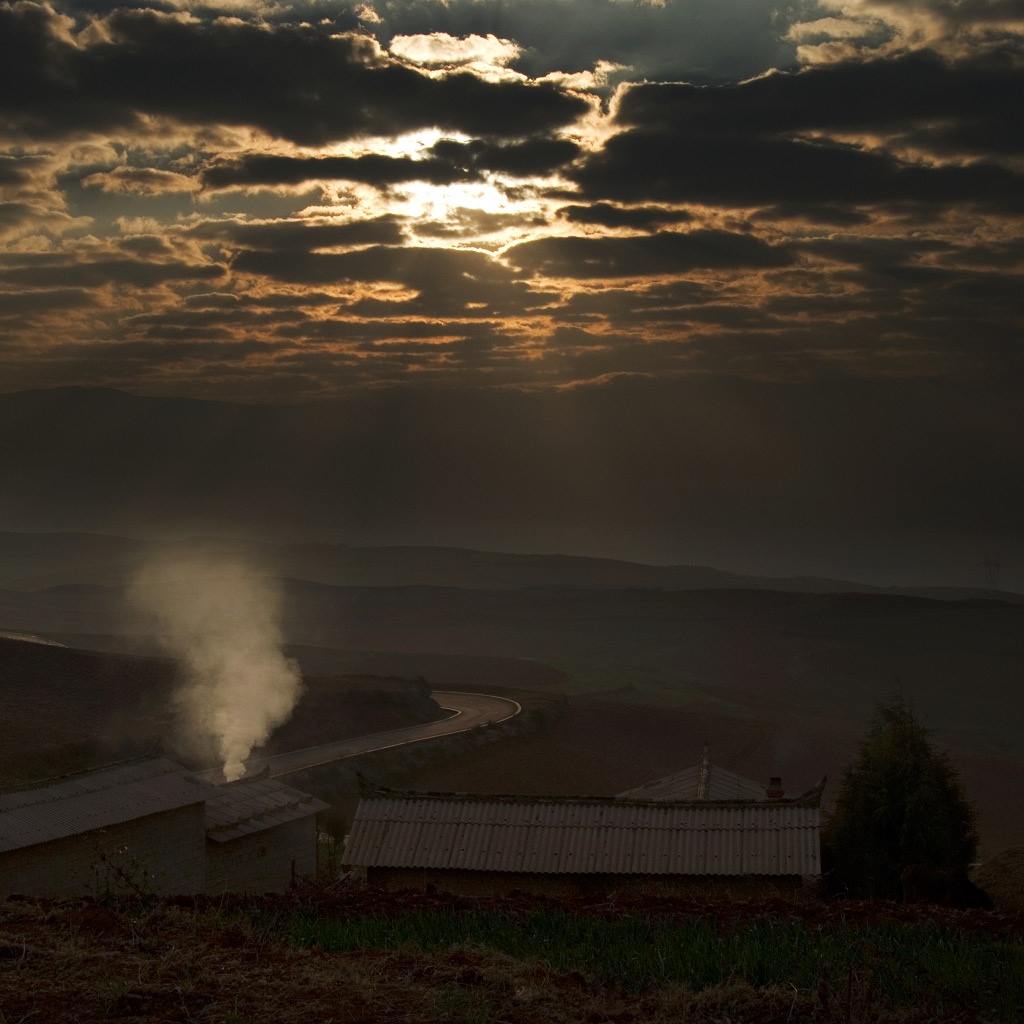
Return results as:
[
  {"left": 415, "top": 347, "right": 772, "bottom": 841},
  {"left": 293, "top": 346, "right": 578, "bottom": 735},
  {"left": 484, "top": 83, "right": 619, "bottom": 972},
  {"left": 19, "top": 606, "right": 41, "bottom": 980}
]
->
[
  {"left": 751, "top": 203, "right": 871, "bottom": 226},
  {"left": 557, "top": 202, "right": 692, "bottom": 229},
  {"left": 82, "top": 167, "right": 201, "bottom": 194},
  {"left": 507, "top": 229, "right": 793, "bottom": 278},
  {"left": 0, "top": 286, "right": 97, "bottom": 315},
  {"left": 190, "top": 214, "right": 404, "bottom": 249},
  {"left": 0, "top": 3, "right": 589, "bottom": 144},
  {"left": 232, "top": 242, "right": 553, "bottom": 316},
  {"left": 427, "top": 136, "right": 581, "bottom": 176},
  {"left": 570, "top": 52, "right": 1024, "bottom": 209},
  {"left": 0, "top": 253, "right": 226, "bottom": 289},
  {"left": 199, "top": 153, "right": 473, "bottom": 190},
  {"left": 792, "top": 0, "right": 1024, "bottom": 62},
  {"left": 365, "top": 0, "right": 805, "bottom": 81},
  {"left": 0, "top": 0, "right": 1021, "bottom": 411},
  {"left": 390, "top": 32, "right": 521, "bottom": 67}
]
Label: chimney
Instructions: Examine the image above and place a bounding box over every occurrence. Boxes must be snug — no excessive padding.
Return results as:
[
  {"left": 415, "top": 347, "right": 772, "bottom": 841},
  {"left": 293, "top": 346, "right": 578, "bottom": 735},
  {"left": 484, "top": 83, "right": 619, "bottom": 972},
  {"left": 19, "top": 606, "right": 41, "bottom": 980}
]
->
[
  {"left": 766, "top": 776, "right": 785, "bottom": 799},
  {"left": 696, "top": 742, "right": 710, "bottom": 800}
]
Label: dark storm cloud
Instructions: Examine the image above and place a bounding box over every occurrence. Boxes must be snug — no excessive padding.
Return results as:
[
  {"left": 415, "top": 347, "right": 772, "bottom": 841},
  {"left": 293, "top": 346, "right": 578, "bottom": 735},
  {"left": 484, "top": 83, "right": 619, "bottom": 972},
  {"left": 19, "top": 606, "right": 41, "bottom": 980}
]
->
[
  {"left": 427, "top": 137, "right": 581, "bottom": 176},
  {"left": 0, "top": 255, "right": 226, "bottom": 289},
  {"left": 173, "top": 139, "right": 582, "bottom": 201},
  {"left": 233, "top": 242, "right": 509, "bottom": 285},
  {"left": 234, "top": 243, "right": 551, "bottom": 316},
  {"left": 572, "top": 51, "right": 1024, "bottom": 209},
  {"left": 0, "top": 288, "right": 97, "bottom": 315},
  {"left": 611, "top": 49, "right": 1024, "bottom": 139},
  {"left": 0, "top": 3, "right": 588, "bottom": 144},
  {"left": 46, "top": 336, "right": 285, "bottom": 363},
  {"left": 199, "top": 154, "right": 471, "bottom": 190},
  {"left": 751, "top": 203, "right": 871, "bottom": 226},
  {"left": 796, "top": 236, "right": 955, "bottom": 266},
  {"left": 558, "top": 203, "right": 693, "bottom": 229},
  {"left": 183, "top": 291, "right": 347, "bottom": 310},
  {"left": 553, "top": 279, "right": 713, "bottom": 318},
  {"left": 0, "top": 155, "right": 42, "bottom": 186},
  {"left": 273, "top": 318, "right": 501, "bottom": 342},
  {"left": 507, "top": 229, "right": 793, "bottom": 279},
  {"left": 123, "top": 308, "right": 308, "bottom": 333},
  {"left": 115, "top": 235, "right": 176, "bottom": 259},
  {"left": 190, "top": 216, "right": 403, "bottom": 251},
  {"left": 944, "top": 240, "right": 1024, "bottom": 268},
  {"left": 574, "top": 128, "right": 1024, "bottom": 208}
]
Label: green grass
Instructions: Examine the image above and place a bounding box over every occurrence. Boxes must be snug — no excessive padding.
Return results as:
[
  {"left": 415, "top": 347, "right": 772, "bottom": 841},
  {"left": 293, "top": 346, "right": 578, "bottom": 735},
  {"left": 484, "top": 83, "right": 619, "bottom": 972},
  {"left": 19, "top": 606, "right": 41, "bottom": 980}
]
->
[{"left": 278, "top": 909, "right": 1024, "bottom": 1017}]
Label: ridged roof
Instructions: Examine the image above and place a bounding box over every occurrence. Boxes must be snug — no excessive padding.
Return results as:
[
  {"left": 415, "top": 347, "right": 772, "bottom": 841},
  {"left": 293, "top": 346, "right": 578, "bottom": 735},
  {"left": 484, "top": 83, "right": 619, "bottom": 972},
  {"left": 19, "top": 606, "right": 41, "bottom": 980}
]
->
[
  {"left": 345, "top": 790, "right": 821, "bottom": 877},
  {"left": 204, "top": 776, "right": 330, "bottom": 843},
  {"left": 0, "top": 758, "right": 215, "bottom": 853},
  {"left": 618, "top": 764, "right": 769, "bottom": 802}
]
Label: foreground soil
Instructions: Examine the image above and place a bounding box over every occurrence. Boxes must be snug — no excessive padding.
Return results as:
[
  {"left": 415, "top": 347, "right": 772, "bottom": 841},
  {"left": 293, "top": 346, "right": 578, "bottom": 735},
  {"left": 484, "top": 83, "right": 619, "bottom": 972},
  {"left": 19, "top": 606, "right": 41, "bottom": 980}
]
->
[{"left": 1, "top": 887, "right": 1021, "bottom": 1024}]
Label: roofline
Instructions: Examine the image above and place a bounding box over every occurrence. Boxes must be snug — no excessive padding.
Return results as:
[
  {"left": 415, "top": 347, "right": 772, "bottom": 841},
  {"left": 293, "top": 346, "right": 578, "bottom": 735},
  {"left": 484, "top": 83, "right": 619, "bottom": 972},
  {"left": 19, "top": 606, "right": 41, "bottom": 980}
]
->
[
  {"left": 0, "top": 751, "right": 180, "bottom": 795},
  {"left": 356, "top": 777, "right": 826, "bottom": 809}
]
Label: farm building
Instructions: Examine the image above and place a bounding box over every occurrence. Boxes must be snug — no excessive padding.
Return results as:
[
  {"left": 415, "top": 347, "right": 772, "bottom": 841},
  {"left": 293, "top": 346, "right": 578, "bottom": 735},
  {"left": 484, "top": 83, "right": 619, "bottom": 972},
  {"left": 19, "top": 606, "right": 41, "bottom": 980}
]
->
[
  {"left": 205, "top": 773, "right": 329, "bottom": 893},
  {"left": 0, "top": 758, "right": 327, "bottom": 898},
  {"left": 344, "top": 779, "right": 825, "bottom": 897}
]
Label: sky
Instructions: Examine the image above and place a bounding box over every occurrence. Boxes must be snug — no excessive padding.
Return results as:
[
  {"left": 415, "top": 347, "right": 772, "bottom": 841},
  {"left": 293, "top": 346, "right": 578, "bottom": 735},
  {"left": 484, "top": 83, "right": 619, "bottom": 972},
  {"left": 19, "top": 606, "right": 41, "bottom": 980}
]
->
[{"left": 2, "top": 0, "right": 1023, "bottom": 583}]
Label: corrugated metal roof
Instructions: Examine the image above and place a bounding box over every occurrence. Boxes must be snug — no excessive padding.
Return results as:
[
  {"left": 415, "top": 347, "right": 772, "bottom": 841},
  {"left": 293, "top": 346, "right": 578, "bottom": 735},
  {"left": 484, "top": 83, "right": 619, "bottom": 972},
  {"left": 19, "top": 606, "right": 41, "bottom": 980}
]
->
[
  {"left": 345, "top": 792, "right": 821, "bottom": 877},
  {"left": 205, "top": 777, "right": 330, "bottom": 843},
  {"left": 0, "top": 758, "right": 215, "bottom": 853},
  {"left": 618, "top": 764, "right": 769, "bottom": 802}
]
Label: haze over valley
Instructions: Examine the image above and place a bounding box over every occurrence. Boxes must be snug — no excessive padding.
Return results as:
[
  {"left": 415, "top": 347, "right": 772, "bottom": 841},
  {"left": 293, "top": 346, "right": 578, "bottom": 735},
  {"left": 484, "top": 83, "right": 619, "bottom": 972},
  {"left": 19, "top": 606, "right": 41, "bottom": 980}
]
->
[{"left": 2, "top": 524, "right": 1022, "bottom": 857}]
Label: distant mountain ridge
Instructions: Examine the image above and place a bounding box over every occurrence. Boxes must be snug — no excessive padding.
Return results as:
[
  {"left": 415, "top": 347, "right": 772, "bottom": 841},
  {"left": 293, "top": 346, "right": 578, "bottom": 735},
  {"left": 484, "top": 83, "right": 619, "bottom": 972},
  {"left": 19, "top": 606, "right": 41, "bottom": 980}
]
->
[
  {"left": 2, "top": 384, "right": 1019, "bottom": 590},
  {"left": 0, "top": 529, "right": 1018, "bottom": 599}
]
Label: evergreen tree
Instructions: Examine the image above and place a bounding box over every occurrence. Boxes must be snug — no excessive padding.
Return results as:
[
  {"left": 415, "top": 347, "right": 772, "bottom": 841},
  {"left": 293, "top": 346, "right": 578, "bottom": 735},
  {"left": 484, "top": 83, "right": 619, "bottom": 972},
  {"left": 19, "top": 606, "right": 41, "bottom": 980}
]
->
[{"left": 822, "top": 695, "right": 978, "bottom": 899}]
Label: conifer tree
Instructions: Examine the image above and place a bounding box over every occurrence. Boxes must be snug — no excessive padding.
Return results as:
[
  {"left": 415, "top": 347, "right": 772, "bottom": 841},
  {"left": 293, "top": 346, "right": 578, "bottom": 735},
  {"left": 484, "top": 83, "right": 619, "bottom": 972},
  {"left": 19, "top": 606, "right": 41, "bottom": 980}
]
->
[{"left": 822, "top": 695, "right": 978, "bottom": 899}]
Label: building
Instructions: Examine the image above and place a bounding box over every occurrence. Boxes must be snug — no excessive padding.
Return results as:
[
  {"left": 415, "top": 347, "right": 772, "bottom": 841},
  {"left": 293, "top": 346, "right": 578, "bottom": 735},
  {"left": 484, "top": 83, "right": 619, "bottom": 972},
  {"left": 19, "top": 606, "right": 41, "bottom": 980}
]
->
[
  {"left": 344, "top": 778, "right": 825, "bottom": 898},
  {"left": 0, "top": 758, "right": 212, "bottom": 897},
  {"left": 0, "top": 758, "right": 327, "bottom": 898},
  {"left": 204, "top": 773, "right": 329, "bottom": 893}
]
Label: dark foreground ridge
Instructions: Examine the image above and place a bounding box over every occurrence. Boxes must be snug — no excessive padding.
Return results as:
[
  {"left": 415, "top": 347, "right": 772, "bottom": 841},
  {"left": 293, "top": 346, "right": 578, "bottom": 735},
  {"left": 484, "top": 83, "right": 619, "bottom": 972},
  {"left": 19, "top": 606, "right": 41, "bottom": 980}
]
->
[{"left": 1, "top": 885, "right": 1022, "bottom": 1023}]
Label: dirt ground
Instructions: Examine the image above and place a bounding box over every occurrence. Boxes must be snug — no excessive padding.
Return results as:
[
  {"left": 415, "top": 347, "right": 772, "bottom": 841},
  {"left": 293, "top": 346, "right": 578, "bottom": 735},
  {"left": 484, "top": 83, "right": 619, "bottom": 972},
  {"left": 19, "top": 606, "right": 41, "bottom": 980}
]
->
[{"left": 1, "top": 889, "right": 1018, "bottom": 1024}]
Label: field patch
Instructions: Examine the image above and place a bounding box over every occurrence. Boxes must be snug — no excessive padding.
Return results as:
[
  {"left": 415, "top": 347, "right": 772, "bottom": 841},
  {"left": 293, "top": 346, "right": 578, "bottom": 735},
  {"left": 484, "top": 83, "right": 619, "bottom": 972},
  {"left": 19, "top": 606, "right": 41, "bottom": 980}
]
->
[{"left": 2, "top": 889, "right": 1021, "bottom": 1023}]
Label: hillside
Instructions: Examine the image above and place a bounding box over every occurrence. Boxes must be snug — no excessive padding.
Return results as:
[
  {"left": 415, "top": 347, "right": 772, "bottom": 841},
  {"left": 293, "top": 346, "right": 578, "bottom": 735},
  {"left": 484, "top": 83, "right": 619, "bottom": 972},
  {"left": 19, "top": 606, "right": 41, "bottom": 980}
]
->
[
  {"left": 1, "top": 886, "right": 1021, "bottom": 1023},
  {"left": 0, "top": 638, "right": 445, "bottom": 783},
  {"left": 4, "top": 530, "right": 1022, "bottom": 597},
  {"left": 0, "top": 530, "right": 878, "bottom": 593},
  {"left": 3, "top": 578, "right": 1023, "bottom": 853}
]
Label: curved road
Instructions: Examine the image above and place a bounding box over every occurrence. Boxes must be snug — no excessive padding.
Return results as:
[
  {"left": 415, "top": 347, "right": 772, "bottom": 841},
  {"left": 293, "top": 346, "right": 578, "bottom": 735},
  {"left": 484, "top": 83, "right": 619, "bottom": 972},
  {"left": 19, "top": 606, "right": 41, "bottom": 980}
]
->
[{"left": 197, "top": 691, "right": 521, "bottom": 783}]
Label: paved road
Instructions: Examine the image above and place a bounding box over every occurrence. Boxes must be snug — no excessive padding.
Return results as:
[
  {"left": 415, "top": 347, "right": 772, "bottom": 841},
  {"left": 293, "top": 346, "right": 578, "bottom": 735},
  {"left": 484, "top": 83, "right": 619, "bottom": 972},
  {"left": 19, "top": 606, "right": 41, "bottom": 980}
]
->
[{"left": 197, "top": 691, "right": 521, "bottom": 783}]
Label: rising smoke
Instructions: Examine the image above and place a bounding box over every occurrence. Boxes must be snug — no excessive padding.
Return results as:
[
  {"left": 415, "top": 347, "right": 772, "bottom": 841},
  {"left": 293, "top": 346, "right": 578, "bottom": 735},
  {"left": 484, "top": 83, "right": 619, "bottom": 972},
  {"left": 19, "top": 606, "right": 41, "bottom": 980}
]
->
[{"left": 129, "top": 550, "right": 302, "bottom": 781}]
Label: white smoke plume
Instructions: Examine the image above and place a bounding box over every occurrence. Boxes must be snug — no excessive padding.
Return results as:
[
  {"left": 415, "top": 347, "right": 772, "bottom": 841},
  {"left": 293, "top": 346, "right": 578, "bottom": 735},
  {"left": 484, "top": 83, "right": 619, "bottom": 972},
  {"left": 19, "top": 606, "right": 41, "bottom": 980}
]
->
[{"left": 129, "top": 549, "right": 302, "bottom": 781}]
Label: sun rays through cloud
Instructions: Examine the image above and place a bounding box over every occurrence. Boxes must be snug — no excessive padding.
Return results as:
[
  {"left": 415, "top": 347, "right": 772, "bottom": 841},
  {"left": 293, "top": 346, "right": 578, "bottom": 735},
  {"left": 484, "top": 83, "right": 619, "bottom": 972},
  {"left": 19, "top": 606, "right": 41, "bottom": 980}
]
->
[{"left": 0, "top": 0, "right": 1021, "bottom": 406}]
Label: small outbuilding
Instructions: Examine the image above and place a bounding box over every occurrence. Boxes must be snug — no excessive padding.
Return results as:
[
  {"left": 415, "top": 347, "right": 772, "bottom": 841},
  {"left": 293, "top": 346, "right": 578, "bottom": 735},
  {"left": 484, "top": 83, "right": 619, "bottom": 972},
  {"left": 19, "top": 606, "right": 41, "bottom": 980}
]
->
[
  {"left": 0, "top": 758, "right": 328, "bottom": 898},
  {"left": 0, "top": 758, "right": 213, "bottom": 897},
  {"left": 204, "top": 774, "right": 329, "bottom": 893},
  {"left": 345, "top": 779, "right": 825, "bottom": 898}
]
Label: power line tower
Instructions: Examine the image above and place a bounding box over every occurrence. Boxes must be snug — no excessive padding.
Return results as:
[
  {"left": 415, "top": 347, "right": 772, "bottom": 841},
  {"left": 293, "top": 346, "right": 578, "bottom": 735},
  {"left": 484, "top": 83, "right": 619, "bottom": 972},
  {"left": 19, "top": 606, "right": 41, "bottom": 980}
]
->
[{"left": 979, "top": 552, "right": 1006, "bottom": 588}]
